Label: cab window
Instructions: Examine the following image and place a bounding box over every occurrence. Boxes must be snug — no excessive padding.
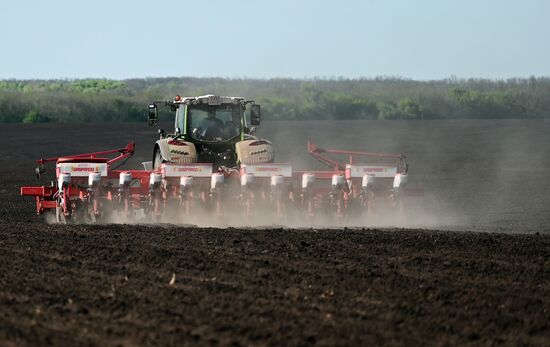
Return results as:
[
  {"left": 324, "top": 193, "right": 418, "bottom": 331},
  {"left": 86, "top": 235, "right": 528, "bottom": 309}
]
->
[{"left": 188, "top": 105, "right": 242, "bottom": 141}]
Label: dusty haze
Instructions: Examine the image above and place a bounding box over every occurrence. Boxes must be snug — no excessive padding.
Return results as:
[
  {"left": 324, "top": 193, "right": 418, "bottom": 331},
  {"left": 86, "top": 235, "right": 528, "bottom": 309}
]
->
[{"left": 2, "top": 119, "right": 549, "bottom": 232}]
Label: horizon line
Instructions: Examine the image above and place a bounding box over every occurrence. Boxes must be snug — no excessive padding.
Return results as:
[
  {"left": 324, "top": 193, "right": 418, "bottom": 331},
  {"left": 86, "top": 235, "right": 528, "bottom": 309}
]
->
[{"left": 1, "top": 75, "right": 549, "bottom": 83}]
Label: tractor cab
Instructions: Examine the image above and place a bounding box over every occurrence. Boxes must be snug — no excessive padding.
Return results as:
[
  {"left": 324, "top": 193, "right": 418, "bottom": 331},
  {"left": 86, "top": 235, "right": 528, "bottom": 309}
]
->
[
  {"left": 177, "top": 97, "right": 246, "bottom": 143},
  {"left": 149, "top": 95, "right": 260, "bottom": 141}
]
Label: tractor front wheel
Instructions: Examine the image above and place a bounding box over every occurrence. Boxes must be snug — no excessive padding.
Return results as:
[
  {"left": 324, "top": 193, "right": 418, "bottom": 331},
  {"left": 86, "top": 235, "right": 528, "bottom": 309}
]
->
[{"left": 153, "top": 148, "right": 163, "bottom": 170}]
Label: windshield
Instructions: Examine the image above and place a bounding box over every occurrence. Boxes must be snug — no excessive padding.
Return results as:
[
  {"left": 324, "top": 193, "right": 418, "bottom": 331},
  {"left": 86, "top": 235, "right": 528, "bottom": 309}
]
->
[{"left": 188, "top": 104, "right": 242, "bottom": 142}]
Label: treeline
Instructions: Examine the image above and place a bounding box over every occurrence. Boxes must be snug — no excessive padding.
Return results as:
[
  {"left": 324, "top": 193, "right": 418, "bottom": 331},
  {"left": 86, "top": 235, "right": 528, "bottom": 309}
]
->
[{"left": 0, "top": 77, "right": 549, "bottom": 123}]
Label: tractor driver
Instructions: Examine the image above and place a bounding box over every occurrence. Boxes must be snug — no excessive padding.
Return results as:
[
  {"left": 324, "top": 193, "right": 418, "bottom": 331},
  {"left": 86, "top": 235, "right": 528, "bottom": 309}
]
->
[{"left": 198, "top": 109, "right": 224, "bottom": 140}]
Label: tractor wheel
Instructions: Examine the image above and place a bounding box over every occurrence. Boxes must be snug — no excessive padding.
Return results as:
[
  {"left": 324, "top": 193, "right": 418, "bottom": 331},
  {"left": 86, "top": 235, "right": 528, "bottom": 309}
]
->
[{"left": 153, "top": 148, "right": 163, "bottom": 170}]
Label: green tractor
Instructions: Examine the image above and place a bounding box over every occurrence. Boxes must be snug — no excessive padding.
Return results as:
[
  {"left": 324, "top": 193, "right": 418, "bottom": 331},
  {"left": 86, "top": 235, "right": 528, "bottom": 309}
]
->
[{"left": 148, "top": 95, "right": 274, "bottom": 170}]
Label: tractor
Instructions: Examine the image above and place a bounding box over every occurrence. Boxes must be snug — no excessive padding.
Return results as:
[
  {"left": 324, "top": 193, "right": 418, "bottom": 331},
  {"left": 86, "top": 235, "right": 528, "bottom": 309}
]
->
[{"left": 148, "top": 95, "right": 274, "bottom": 170}]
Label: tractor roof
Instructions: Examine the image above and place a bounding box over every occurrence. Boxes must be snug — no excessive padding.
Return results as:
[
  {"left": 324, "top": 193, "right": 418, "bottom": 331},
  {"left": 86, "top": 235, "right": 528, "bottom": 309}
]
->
[{"left": 174, "top": 95, "right": 245, "bottom": 106}]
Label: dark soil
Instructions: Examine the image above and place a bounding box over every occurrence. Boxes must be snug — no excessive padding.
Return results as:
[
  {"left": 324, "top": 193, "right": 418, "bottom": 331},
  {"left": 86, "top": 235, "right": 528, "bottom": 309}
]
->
[
  {"left": 1, "top": 225, "right": 549, "bottom": 346},
  {"left": 0, "top": 121, "right": 549, "bottom": 346}
]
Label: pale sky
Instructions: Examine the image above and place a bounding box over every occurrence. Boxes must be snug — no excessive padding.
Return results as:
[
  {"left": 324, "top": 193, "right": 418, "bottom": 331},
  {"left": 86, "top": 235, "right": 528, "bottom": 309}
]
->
[{"left": 1, "top": 0, "right": 549, "bottom": 80}]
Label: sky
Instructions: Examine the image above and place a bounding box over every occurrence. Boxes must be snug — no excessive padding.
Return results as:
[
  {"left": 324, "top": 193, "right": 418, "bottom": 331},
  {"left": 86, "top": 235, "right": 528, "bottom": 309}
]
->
[{"left": 1, "top": 0, "right": 549, "bottom": 80}]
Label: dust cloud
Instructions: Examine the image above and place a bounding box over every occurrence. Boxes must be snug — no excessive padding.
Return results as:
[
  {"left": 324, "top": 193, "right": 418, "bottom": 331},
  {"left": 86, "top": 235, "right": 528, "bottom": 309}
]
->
[
  {"left": 13, "top": 119, "right": 550, "bottom": 232},
  {"left": 257, "top": 119, "right": 550, "bottom": 232}
]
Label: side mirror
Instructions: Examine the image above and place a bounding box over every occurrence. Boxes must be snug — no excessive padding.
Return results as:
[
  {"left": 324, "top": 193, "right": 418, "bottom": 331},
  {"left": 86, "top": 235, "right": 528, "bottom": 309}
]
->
[
  {"left": 158, "top": 128, "right": 166, "bottom": 139},
  {"left": 148, "top": 104, "right": 158, "bottom": 126},
  {"left": 251, "top": 104, "right": 261, "bottom": 126}
]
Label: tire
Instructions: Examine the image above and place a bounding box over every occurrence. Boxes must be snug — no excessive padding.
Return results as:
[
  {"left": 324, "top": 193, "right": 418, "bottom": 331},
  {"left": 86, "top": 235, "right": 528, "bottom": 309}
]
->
[{"left": 153, "top": 148, "right": 163, "bottom": 170}]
